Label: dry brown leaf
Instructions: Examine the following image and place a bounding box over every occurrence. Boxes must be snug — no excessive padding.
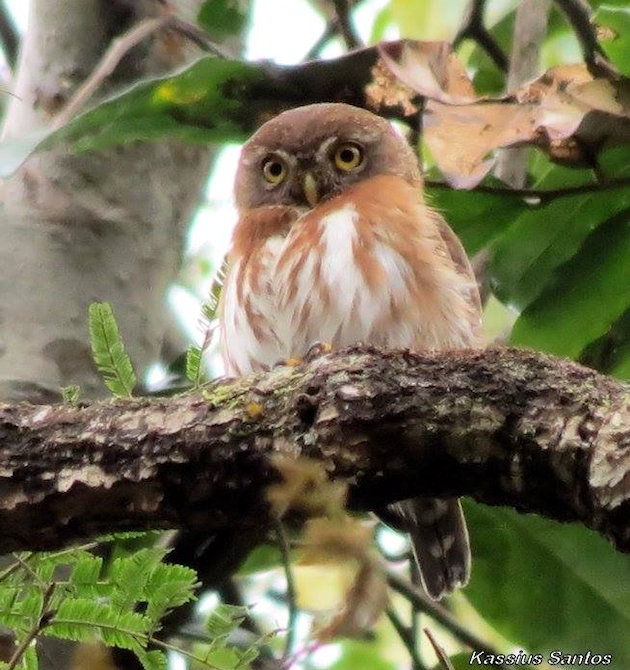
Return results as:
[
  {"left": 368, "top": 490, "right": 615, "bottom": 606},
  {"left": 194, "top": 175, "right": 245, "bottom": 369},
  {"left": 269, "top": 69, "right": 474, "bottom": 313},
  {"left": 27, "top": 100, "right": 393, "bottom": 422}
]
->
[
  {"left": 378, "top": 40, "right": 476, "bottom": 103},
  {"left": 266, "top": 455, "right": 347, "bottom": 519},
  {"left": 424, "top": 101, "right": 538, "bottom": 188},
  {"left": 371, "top": 41, "right": 630, "bottom": 188},
  {"left": 300, "top": 516, "right": 373, "bottom": 565},
  {"left": 315, "top": 557, "right": 388, "bottom": 640},
  {"left": 300, "top": 516, "right": 388, "bottom": 641}
]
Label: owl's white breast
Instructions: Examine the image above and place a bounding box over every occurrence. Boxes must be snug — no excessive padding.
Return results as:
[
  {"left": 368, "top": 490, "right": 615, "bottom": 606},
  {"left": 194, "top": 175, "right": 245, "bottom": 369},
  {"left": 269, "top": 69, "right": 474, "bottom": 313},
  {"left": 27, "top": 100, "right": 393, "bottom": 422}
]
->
[
  {"left": 220, "top": 234, "right": 289, "bottom": 375},
  {"left": 222, "top": 196, "right": 477, "bottom": 376},
  {"left": 273, "top": 202, "right": 420, "bottom": 354}
]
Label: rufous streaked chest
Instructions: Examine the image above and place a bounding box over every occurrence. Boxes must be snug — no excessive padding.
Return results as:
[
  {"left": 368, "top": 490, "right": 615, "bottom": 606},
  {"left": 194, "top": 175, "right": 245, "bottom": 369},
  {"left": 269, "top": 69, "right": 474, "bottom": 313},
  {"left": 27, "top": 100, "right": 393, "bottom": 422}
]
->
[{"left": 220, "top": 176, "right": 480, "bottom": 376}]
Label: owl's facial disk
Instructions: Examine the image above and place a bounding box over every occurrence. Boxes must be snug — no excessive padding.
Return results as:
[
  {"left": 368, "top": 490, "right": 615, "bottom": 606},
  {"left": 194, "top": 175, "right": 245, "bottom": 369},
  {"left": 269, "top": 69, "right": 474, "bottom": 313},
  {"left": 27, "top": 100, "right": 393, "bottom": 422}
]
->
[
  {"left": 234, "top": 103, "right": 421, "bottom": 212},
  {"left": 255, "top": 136, "right": 367, "bottom": 208}
]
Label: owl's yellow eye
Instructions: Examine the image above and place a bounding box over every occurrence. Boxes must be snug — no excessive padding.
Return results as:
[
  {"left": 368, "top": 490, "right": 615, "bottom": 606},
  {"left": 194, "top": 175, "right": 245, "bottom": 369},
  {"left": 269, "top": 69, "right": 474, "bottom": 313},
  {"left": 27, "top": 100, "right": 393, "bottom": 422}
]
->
[
  {"left": 333, "top": 143, "right": 363, "bottom": 171},
  {"left": 262, "top": 157, "right": 286, "bottom": 185}
]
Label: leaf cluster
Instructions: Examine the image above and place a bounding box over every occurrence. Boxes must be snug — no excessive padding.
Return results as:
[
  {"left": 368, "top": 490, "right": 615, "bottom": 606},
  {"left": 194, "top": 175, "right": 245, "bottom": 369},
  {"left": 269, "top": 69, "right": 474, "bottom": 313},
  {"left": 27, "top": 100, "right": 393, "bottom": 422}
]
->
[{"left": 0, "top": 543, "right": 199, "bottom": 670}]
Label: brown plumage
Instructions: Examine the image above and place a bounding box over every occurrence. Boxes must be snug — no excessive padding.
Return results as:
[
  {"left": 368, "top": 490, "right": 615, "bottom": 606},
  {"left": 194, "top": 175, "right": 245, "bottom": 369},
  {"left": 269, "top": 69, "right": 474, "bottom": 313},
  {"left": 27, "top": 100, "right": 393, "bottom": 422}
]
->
[{"left": 220, "top": 103, "right": 482, "bottom": 599}]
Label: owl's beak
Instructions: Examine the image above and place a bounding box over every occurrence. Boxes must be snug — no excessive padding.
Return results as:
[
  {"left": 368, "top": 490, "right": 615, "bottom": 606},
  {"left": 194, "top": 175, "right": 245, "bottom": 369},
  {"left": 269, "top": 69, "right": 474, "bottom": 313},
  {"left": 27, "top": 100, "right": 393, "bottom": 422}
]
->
[{"left": 302, "top": 172, "right": 319, "bottom": 207}]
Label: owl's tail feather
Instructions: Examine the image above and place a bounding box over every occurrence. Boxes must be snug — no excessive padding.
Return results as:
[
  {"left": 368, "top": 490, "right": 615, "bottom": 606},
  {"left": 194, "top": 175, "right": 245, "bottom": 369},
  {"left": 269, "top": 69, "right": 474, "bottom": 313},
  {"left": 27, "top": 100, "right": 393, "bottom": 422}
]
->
[{"left": 394, "top": 497, "right": 471, "bottom": 600}]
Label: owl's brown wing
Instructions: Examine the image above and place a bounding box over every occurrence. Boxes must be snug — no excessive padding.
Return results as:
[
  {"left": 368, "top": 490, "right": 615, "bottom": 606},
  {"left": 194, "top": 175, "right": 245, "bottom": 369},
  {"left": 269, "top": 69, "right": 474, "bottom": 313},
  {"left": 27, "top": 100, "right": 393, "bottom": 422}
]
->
[
  {"left": 430, "top": 209, "right": 483, "bottom": 344},
  {"left": 398, "top": 208, "right": 481, "bottom": 599}
]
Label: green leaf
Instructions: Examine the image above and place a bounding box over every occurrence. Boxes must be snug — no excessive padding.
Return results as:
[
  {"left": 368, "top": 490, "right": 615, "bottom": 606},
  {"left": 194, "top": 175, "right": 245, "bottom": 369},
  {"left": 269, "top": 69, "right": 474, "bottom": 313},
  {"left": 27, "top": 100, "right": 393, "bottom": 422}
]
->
[
  {"left": 466, "top": 10, "right": 514, "bottom": 95},
  {"left": 67, "top": 554, "right": 107, "bottom": 600},
  {"left": 205, "top": 604, "right": 248, "bottom": 639},
  {"left": 509, "top": 206, "right": 630, "bottom": 358},
  {"left": 370, "top": 6, "right": 393, "bottom": 43},
  {"left": 46, "top": 598, "right": 150, "bottom": 648},
  {"left": 236, "top": 645, "right": 260, "bottom": 668},
  {"left": 61, "top": 385, "right": 81, "bottom": 405},
  {"left": 0, "top": 587, "right": 32, "bottom": 634},
  {"left": 237, "top": 544, "right": 282, "bottom": 575},
  {"left": 144, "top": 563, "right": 198, "bottom": 623},
  {"left": 202, "top": 644, "right": 243, "bottom": 670},
  {"left": 198, "top": 0, "right": 248, "bottom": 38},
  {"left": 186, "top": 345, "right": 205, "bottom": 387},
  {"left": 88, "top": 302, "right": 137, "bottom": 397},
  {"left": 326, "top": 639, "right": 396, "bottom": 670},
  {"left": 595, "top": 6, "right": 630, "bottom": 76},
  {"left": 489, "top": 149, "right": 630, "bottom": 311},
  {"left": 109, "top": 548, "right": 164, "bottom": 612},
  {"left": 580, "top": 308, "right": 630, "bottom": 380},
  {"left": 432, "top": 653, "right": 478, "bottom": 670},
  {"left": 0, "top": 57, "right": 265, "bottom": 176},
  {"left": 136, "top": 648, "right": 168, "bottom": 670},
  {"left": 22, "top": 646, "right": 38, "bottom": 670},
  {"left": 464, "top": 501, "right": 630, "bottom": 663},
  {"left": 69, "top": 554, "right": 103, "bottom": 584},
  {"left": 427, "top": 185, "right": 526, "bottom": 256}
]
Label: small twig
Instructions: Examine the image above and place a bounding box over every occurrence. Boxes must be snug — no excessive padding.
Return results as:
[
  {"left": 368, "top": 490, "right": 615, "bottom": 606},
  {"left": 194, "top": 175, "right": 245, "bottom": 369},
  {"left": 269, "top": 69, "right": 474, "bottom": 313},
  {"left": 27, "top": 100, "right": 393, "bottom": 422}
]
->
[
  {"left": 552, "top": 0, "right": 618, "bottom": 78},
  {"left": 0, "top": 553, "right": 32, "bottom": 584},
  {"left": 424, "top": 627, "right": 455, "bottom": 670},
  {"left": 386, "top": 607, "right": 426, "bottom": 670},
  {"left": 54, "top": 14, "right": 228, "bottom": 129},
  {"left": 0, "top": 0, "right": 18, "bottom": 69},
  {"left": 453, "top": 0, "right": 508, "bottom": 72},
  {"left": 10, "top": 553, "right": 49, "bottom": 589},
  {"left": 410, "top": 561, "right": 422, "bottom": 670},
  {"left": 274, "top": 517, "right": 298, "bottom": 661},
  {"left": 53, "top": 16, "right": 169, "bottom": 128},
  {"left": 169, "top": 16, "right": 231, "bottom": 59},
  {"left": 332, "top": 0, "right": 362, "bottom": 50},
  {"left": 425, "top": 175, "right": 630, "bottom": 204},
  {"left": 7, "top": 583, "right": 56, "bottom": 670},
  {"left": 304, "top": 0, "right": 365, "bottom": 60},
  {"left": 387, "top": 571, "right": 505, "bottom": 663}
]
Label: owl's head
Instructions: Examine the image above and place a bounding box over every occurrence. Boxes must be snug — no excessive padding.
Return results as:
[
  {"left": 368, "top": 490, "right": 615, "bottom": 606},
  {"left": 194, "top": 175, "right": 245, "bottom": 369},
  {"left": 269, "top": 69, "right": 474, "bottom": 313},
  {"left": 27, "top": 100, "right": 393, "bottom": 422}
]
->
[{"left": 234, "top": 103, "right": 421, "bottom": 211}]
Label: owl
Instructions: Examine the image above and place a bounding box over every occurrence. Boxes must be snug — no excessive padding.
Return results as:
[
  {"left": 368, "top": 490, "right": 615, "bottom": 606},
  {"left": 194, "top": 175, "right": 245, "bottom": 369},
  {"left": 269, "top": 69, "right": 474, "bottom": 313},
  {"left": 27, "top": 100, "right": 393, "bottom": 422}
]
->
[{"left": 219, "top": 103, "right": 482, "bottom": 600}]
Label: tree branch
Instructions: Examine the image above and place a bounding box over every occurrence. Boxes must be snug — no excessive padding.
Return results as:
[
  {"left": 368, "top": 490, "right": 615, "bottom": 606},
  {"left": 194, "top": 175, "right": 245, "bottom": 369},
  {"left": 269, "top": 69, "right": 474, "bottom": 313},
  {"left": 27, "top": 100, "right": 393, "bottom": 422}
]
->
[
  {"left": 304, "top": 0, "right": 365, "bottom": 60},
  {"left": 453, "top": 0, "right": 507, "bottom": 72},
  {"left": 425, "top": 176, "right": 630, "bottom": 204},
  {"left": 0, "top": 0, "right": 18, "bottom": 70},
  {"left": 0, "top": 346, "right": 628, "bottom": 553},
  {"left": 331, "top": 0, "right": 361, "bottom": 50},
  {"left": 552, "top": 0, "right": 618, "bottom": 78}
]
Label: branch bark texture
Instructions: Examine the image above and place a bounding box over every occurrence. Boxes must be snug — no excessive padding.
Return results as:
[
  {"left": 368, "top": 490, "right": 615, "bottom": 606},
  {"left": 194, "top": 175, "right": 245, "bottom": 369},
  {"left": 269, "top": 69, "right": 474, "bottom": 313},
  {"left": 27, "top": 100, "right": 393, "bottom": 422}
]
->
[{"left": 0, "top": 347, "right": 628, "bottom": 553}]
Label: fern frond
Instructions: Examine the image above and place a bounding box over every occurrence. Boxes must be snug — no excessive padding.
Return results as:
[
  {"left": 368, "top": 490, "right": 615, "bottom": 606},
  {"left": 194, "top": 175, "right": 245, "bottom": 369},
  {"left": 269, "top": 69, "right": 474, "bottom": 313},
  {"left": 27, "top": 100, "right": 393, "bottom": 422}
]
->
[
  {"left": 61, "top": 385, "right": 80, "bottom": 405},
  {"left": 22, "top": 645, "right": 38, "bottom": 670},
  {"left": 205, "top": 604, "right": 249, "bottom": 639},
  {"left": 144, "top": 563, "right": 198, "bottom": 624},
  {"left": 187, "top": 257, "right": 227, "bottom": 387},
  {"left": 135, "top": 648, "right": 168, "bottom": 670},
  {"left": 109, "top": 549, "right": 164, "bottom": 612},
  {"left": 185, "top": 344, "right": 205, "bottom": 387},
  {"left": 46, "top": 598, "right": 150, "bottom": 648},
  {"left": 203, "top": 256, "right": 227, "bottom": 323},
  {"left": 88, "top": 302, "right": 137, "bottom": 397}
]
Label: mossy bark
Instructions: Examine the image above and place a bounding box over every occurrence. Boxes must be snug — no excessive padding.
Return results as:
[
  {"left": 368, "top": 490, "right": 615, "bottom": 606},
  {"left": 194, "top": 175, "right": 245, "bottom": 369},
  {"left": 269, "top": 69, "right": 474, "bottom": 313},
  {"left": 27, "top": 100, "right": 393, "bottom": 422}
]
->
[{"left": 0, "top": 346, "right": 627, "bottom": 552}]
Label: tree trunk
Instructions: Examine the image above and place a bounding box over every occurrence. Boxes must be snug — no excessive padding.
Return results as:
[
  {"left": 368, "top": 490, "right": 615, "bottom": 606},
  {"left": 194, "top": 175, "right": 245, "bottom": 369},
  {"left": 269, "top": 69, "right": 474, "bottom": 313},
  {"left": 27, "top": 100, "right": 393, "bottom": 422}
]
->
[{"left": 0, "top": 0, "right": 211, "bottom": 402}]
